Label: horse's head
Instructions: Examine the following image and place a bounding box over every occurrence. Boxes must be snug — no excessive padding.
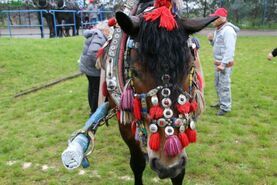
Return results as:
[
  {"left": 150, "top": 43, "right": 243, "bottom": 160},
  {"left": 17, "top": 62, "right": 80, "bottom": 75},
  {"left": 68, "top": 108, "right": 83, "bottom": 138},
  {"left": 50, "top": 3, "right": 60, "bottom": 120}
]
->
[{"left": 115, "top": 10, "right": 218, "bottom": 179}]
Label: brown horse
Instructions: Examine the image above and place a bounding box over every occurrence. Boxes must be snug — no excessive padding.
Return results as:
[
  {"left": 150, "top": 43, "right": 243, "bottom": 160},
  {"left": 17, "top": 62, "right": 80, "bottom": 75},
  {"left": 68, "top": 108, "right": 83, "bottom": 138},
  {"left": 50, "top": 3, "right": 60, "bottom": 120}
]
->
[{"left": 107, "top": 9, "right": 218, "bottom": 185}]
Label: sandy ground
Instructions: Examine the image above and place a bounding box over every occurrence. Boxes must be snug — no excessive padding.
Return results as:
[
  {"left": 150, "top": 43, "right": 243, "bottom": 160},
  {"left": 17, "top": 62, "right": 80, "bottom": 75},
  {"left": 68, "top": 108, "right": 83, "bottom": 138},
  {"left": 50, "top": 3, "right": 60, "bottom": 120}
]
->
[{"left": 0, "top": 27, "right": 277, "bottom": 38}]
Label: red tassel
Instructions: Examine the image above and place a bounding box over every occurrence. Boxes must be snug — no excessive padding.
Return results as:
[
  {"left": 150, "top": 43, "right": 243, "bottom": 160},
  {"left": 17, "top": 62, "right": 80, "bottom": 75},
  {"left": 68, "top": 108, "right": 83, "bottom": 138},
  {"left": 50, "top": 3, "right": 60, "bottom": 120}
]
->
[
  {"left": 143, "top": 7, "right": 177, "bottom": 31},
  {"left": 176, "top": 102, "right": 191, "bottom": 114},
  {"left": 178, "top": 133, "right": 190, "bottom": 148},
  {"left": 96, "top": 47, "right": 104, "bottom": 58},
  {"left": 190, "top": 100, "right": 198, "bottom": 113},
  {"left": 149, "top": 105, "right": 164, "bottom": 119},
  {"left": 149, "top": 132, "right": 160, "bottom": 151},
  {"left": 108, "top": 17, "right": 117, "bottom": 27},
  {"left": 116, "top": 110, "right": 121, "bottom": 122},
  {"left": 154, "top": 0, "right": 171, "bottom": 8},
  {"left": 133, "top": 97, "right": 142, "bottom": 120},
  {"left": 102, "top": 81, "right": 108, "bottom": 97},
  {"left": 131, "top": 120, "right": 137, "bottom": 137},
  {"left": 185, "top": 128, "right": 197, "bottom": 143}
]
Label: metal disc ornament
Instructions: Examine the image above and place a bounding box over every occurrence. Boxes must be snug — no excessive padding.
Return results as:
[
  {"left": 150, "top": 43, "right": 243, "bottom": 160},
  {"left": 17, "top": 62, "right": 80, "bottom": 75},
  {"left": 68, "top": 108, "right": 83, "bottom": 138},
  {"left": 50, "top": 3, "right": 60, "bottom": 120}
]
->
[
  {"left": 189, "top": 119, "right": 196, "bottom": 130},
  {"left": 157, "top": 118, "right": 167, "bottom": 127},
  {"left": 151, "top": 95, "right": 159, "bottom": 106},
  {"left": 165, "top": 126, "right": 174, "bottom": 136},
  {"left": 161, "top": 88, "right": 171, "bottom": 97},
  {"left": 179, "top": 125, "right": 185, "bottom": 133},
  {"left": 163, "top": 108, "right": 173, "bottom": 119},
  {"left": 149, "top": 123, "right": 158, "bottom": 133},
  {"left": 174, "top": 118, "right": 183, "bottom": 127},
  {"left": 177, "top": 94, "right": 187, "bottom": 105},
  {"left": 161, "top": 98, "right": 172, "bottom": 108}
]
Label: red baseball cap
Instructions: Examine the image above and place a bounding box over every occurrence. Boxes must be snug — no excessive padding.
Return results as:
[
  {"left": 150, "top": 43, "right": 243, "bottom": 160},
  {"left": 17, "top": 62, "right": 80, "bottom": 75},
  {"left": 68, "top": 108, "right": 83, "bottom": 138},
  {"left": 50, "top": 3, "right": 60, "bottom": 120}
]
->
[{"left": 210, "top": 8, "right": 228, "bottom": 17}]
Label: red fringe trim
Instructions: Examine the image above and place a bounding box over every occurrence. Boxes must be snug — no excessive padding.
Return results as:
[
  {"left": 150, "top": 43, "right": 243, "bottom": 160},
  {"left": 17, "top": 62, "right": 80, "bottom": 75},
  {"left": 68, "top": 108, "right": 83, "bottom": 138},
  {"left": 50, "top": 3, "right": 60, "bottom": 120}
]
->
[
  {"left": 149, "top": 105, "right": 164, "bottom": 119},
  {"left": 176, "top": 102, "right": 191, "bottom": 114},
  {"left": 185, "top": 128, "right": 197, "bottom": 143},
  {"left": 133, "top": 97, "right": 142, "bottom": 120},
  {"left": 149, "top": 132, "right": 160, "bottom": 151},
  {"left": 190, "top": 100, "right": 198, "bottom": 113},
  {"left": 179, "top": 133, "right": 190, "bottom": 148},
  {"left": 143, "top": 6, "right": 177, "bottom": 31},
  {"left": 154, "top": 0, "right": 171, "bottom": 8}
]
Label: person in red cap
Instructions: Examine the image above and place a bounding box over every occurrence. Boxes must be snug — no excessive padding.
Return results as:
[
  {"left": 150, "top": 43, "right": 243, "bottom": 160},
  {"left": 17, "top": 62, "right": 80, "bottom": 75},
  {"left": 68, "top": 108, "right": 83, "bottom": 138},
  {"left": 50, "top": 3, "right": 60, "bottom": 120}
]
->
[{"left": 207, "top": 8, "right": 240, "bottom": 116}]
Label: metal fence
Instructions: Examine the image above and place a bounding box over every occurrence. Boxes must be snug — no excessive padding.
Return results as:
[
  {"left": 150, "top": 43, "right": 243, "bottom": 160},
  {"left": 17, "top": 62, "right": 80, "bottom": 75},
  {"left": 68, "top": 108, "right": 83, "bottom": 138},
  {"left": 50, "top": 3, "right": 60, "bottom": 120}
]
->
[{"left": 0, "top": 9, "right": 114, "bottom": 38}]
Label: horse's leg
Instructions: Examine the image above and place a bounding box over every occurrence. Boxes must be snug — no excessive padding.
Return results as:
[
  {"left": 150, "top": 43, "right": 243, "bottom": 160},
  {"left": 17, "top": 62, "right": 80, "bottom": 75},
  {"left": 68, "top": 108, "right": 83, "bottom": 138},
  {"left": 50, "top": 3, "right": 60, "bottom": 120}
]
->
[
  {"left": 38, "top": 12, "right": 44, "bottom": 38},
  {"left": 119, "top": 124, "right": 146, "bottom": 185},
  {"left": 170, "top": 168, "right": 186, "bottom": 185}
]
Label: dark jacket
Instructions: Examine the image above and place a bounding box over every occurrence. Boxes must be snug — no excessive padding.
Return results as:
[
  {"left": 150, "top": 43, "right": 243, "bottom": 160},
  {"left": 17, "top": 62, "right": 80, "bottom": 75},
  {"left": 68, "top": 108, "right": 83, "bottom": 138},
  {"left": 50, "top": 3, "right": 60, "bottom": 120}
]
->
[{"left": 79, "top": 29, "right": 106, "bottom": 77}]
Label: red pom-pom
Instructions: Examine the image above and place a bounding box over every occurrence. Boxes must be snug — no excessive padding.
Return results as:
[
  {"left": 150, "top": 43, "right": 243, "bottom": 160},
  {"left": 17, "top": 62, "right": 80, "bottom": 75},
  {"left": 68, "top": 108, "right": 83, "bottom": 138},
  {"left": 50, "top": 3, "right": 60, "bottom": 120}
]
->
[
  {"left": 131, "top": 120, "right": 137, "bottom": 137},
  {"left": 149, "top": 105, "right": 164, "bottom": 119},
  {"left": 143, "top": 7, "right": 177, "bottom": 31},
  {"left": 154, "top": 0, "right": 171, "bottom": 8},
  {"left": 96, "top": 47, "right": 104, "bottom": 58},
  {"left": 176, "top": 102, "right": 191, "bottom": 114},
  {"left": 185, "top": 128, "right": 197, "bottom": 143},
  {"left": 178, "top": 133, "right": 190, "bottom": 148},
  {"left": 133, "top": 97, "right": 142, "bottom": 120},
  {"left": 116, "top": 110, "right": 121, "bottom": 122},
  {"left": 190, "top": 100, "right": 198, "bottom": 113},
  {"left": 102, "top": 81, "right": 108, "bottom": 97},
  {"left": 108, "top": 17, "right": 117, "bottom": 27},
  {"left": 149, "top": 132, "right": 160, "bottom": 151}
]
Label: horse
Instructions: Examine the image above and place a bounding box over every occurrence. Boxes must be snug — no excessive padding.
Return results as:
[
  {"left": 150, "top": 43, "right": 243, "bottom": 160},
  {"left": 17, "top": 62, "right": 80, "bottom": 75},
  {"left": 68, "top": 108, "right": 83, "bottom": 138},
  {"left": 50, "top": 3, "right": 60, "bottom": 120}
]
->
[
  {"left": 55, "top": 0, "right": 81, "bottom": 37},
  {"left": 32, "top": 0, "right": 56, "bottom": 38},
  {"left": 32, "top": 0, "right": 80, "bottom": 37},
  {"left": 61, "top": 0, "right": 218, "bottom": 183},
  {"left": 102, "top": 4, "right": 218, "bottom": 185}
]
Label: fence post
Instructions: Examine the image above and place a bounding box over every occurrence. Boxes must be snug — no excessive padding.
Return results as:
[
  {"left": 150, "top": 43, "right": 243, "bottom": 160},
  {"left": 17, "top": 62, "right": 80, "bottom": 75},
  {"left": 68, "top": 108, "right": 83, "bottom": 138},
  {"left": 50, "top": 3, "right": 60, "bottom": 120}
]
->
[
  {"left": 7, "top": 12, "right": 12, "bottom": 38},
  {"left": 73, "top": 11, "right": 76, "bottom": 35}
]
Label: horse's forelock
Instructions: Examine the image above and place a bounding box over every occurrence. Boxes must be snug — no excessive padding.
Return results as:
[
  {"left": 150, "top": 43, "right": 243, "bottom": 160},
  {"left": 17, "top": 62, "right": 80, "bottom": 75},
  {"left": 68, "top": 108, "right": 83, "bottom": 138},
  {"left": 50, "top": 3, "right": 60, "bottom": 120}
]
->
[{"left": 137, "top": 18, "right": 191, "bottom": 84}]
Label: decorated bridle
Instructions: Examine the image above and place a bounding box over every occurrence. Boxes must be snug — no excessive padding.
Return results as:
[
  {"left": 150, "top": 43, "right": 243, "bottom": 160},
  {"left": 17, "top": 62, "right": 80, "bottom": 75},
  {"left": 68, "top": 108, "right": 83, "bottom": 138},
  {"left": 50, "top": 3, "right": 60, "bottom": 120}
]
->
[{"left": 100, "top": 0, "right": 205, "bottom": 157}]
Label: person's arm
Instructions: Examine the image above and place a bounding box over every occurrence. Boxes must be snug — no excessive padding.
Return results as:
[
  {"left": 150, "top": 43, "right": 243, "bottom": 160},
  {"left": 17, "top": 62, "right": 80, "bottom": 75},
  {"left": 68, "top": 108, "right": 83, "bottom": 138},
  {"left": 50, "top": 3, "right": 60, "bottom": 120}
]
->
[{"left": 221, "top": 28, "right": 236, "bottom": 65}]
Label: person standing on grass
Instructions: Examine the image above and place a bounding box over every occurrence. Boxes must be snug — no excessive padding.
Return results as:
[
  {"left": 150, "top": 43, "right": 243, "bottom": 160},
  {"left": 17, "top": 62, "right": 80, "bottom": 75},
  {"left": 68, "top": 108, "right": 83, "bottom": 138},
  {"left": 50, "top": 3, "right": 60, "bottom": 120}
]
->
[
  {"left": 87, "top": 0, "right": 98, "bottom": 25},
  {"left": 207, "top": 8, "right": 240, "bottom": 116},
  {"left": 267, "top": 48, "right": 277, "bottom": 60},
  {"left": 79, "top": 23, "right": 107, "bottom": 116}
]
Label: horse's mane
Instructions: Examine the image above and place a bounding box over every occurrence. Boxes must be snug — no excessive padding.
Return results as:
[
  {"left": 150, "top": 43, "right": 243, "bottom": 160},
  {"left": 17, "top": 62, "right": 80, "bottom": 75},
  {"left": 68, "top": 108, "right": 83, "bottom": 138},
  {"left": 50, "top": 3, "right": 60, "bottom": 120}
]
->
[{"left": 138, "top": 17, "right": 192, "bottom": 84}]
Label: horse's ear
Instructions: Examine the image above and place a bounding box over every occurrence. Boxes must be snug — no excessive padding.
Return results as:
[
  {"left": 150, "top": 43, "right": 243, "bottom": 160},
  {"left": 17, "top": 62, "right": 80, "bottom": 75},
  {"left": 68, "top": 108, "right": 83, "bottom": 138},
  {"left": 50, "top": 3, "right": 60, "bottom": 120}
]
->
[
  {"left": 115, "top": 11, "right": 140, "bottom": 37},
  {"left": 182, "top": 16, "right": 219, "bottom": 34}
]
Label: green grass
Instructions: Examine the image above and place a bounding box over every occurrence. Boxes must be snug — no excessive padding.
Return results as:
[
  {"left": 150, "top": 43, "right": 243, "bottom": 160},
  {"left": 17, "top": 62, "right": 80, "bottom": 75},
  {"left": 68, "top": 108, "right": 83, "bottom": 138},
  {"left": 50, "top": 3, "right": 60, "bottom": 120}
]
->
[{"left": 0, "top": 35, "right": 276, "bottom": 185}]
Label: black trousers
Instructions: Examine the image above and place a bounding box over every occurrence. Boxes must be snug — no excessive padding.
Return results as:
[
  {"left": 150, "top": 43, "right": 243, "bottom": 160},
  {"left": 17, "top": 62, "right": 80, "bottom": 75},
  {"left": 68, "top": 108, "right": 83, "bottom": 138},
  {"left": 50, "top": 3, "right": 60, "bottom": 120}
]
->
[{"left": 86, "top": 75, "right": 100, "bottom": 115}]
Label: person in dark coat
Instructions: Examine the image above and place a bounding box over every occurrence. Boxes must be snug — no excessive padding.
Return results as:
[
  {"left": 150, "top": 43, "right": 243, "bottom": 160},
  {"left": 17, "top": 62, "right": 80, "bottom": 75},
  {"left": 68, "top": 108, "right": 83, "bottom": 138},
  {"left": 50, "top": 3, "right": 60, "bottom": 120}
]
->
[{"left": 79, "top": 28, "right": 107, "bottom": 115}]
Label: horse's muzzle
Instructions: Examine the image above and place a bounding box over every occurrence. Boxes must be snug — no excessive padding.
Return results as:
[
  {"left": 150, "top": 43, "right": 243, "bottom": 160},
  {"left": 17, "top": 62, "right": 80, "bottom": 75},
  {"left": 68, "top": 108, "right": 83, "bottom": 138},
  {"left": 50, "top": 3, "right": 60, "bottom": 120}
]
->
[{"left": 150, "top": 156, "right": 186, "bottom": 179}]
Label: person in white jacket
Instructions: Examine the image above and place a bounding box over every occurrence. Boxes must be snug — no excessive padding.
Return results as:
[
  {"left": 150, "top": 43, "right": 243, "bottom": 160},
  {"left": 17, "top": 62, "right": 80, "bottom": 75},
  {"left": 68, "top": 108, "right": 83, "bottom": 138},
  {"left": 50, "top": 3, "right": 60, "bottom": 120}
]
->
[{"left": 207, "top": 8, "right": 240, "bottom": 116}]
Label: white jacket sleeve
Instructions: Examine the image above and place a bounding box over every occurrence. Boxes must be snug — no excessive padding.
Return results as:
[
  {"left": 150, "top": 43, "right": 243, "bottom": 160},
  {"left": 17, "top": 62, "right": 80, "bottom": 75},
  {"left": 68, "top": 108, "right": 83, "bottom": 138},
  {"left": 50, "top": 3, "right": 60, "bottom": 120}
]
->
[{"left": 222, "top": 28, "right": 237, "bottom": 64}]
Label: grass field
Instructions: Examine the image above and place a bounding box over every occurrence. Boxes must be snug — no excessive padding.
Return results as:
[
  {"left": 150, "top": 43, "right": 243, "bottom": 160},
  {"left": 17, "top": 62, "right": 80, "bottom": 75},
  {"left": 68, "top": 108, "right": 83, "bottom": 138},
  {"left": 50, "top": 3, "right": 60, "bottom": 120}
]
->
[{"left": 0, "top": 35, "right": 276, "bottom": 185}]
